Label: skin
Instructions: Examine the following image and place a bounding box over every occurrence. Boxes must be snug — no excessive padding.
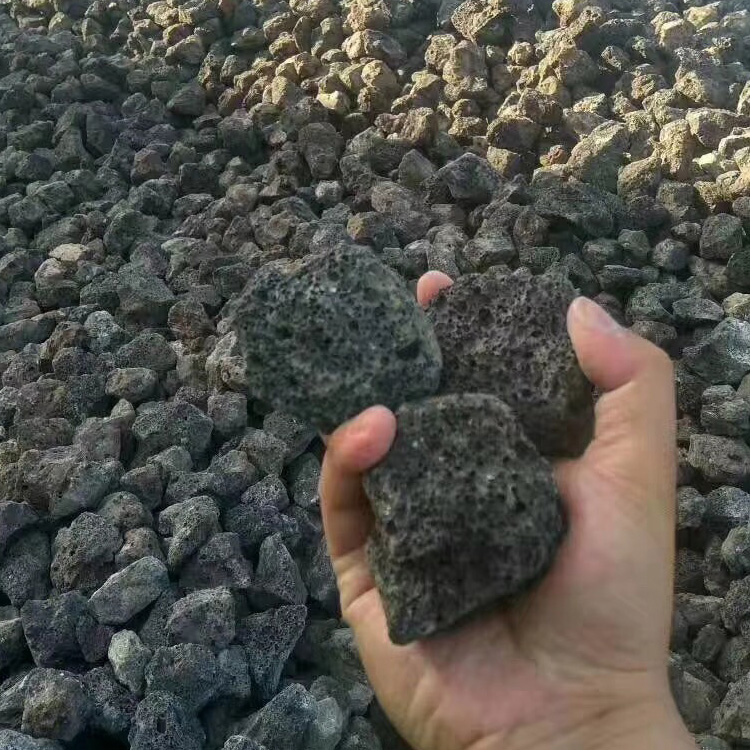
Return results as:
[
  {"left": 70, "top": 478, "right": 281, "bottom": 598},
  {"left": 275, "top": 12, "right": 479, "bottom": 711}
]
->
[{"left": 319, "top": 271, "right": 697, "bottom": 750}]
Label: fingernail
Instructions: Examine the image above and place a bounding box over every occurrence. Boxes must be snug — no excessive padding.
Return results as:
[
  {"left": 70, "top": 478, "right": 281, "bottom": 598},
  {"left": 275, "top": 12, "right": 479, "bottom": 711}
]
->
[{"left": 569, "top": 296, "right": 623, "bottom": 334}]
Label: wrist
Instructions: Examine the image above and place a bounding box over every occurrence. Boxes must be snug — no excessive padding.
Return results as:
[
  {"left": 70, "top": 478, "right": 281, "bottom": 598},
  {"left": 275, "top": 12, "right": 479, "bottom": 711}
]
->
[{"left": 491, "top": 672, "right": 695, "bottom": 750}]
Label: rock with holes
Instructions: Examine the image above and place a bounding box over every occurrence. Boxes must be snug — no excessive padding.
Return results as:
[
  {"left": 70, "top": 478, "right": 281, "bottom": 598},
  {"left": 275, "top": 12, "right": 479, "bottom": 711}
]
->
[
  {"left": 426, "top": 267, "right": 593, "bottom": 457},
  {"left": 128, "top": 691, "right": 205, "bottom": 750},
  {"left": 230, "top": 245, "right": 442, "bottom": 433},
  {"left": 363, "top": 394, "right": 564, "bottom": 643}
]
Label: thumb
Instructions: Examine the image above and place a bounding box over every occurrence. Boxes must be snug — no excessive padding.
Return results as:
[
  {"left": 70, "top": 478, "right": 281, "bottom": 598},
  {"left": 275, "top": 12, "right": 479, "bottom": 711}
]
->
[
  {"left": 319, "top": 406, "right": 397, "bottom": 612},
  {"left": 557, "top": 297, "right": 676, "bottom": 532}
]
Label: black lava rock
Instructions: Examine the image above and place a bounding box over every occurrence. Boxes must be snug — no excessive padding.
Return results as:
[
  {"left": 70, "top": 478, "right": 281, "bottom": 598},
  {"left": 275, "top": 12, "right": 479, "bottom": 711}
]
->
[
  {"left": 363, "top": 394, "right": 565, "bottom": 644},
  {"left": 128, "top": 691, "right": 205, "bottom": 750},
  {"left": 426, "top": 267, "right": 593, "bottom": 457},
  {"left": 231, "top": 245, "right": 442, "bottom": 433}
]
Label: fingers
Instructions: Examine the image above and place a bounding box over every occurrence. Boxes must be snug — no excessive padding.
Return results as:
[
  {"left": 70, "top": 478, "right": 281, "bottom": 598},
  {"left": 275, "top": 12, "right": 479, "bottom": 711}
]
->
[
  {"left": 563, "top": 296, "right": 676, "bottom": 526},
  {"left": 319, "top": 405, "right": 397, "bottom": 561},
  {"left": 417, "top": 271, "right": 453, "bottom": 308},
  {"left": 567, "top": 296, "right": 675, "bottom": 447}
]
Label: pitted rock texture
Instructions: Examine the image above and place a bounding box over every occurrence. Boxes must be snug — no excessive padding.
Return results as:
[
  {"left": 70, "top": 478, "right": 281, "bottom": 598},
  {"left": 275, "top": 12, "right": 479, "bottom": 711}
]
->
[
  {"left": 232, "top": 244, "right": 442, "bottom": 433},
  {"left": 1, "top": 0, "right": 750, "bottom": 743},
  {"left": 427, "top": 268, "right": 594, "bottom": 457},
  {"left": 364, "top": 393, "right": 565, "bottom": 644}
]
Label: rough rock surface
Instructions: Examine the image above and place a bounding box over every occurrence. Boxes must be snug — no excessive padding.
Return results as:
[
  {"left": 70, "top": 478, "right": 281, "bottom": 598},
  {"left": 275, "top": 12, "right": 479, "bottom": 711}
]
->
[
  {"left": 231, "top": 245, "right": 442, "bottom": 433},
  {"left": 0, "top": 0, "right": 748, "bottom": 745},
  {"left": 427, "top": 267, "right": 594, "bottom": 456},
  {"left": 364, "top": 394, "right": 564, "bottom": 643}
]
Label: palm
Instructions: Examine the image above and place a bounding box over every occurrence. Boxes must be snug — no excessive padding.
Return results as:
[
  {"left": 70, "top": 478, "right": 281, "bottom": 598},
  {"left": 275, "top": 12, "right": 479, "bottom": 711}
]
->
[
  {"left": 320, "top": 279, "right": 680, "bottom": 750},
  {"left": 340, "top": 439, "right": 674, "bottom": 750}
]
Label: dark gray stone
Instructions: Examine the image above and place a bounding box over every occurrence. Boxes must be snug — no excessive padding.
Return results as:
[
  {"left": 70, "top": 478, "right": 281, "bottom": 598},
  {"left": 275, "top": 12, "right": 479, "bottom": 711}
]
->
[
  {"left": 132, "top": 400, "right": 213, "bottom": 462},
  {"left": 234, "top": 683, "right": 317, "bottom": 750},
  {"left": 364, "top": 394, "right": 565, "bottom": 643},
  {"left": 688, "top": 436, "right": 750, "bottom": 487},
  {"left": 83, "top": 665, "right": 139, "bottom": 737},
  {"left": 239, "top": 428, "right": 288, "bottom": 476},
  {"left": 115, "top": 333, "right": 176, "bottom": 374},
  {"left": 530, "top": 173, "right": 614, "bottom": 237},
  {"left": 50, "top": 512, "right": 122, "bottom": 595},
  {"left": 307, "top": 696, "right": 346, "bottom": 750},
  {"left": 0, "top": 532, "right": 51, "bottom": 608},
  {"left": 287, "top": 454, "right": 320, "bottom": 509},
  {"left": 128, "top": 691, "right": 205, "bottom": 750},
  {"left": 241, "top": 475, "right": 290, "bottom": 511},
  {"left": 338, "top": 716, "right": 383, "bottom": 750},
  {"left": 20, "top": 593, "right": 89, "bottom": 668},
  {"left": 426, "top": 267, "right": 593, "bottom": 457},
  {"left": 216, "top": 645, "right": 253, "bottom": 702},
  {"left": 89, "top": 557, "right": 170, "bottom": 625},
  {"left": 21, "top": 669, "right": 91, "bottom": 742},
  {"left": 158, "top": 496, "right": 221, "bottom": 572},
  {"left": 236, "top": 605, "right": 307, "bottom": 700},
  {"left": 669, "top": 656, "right": 720, "bottom": 734},
  {"left": 105, "top": 368, "right": 159, "bottom": 404},
  {"left": 683, "top": 319, "right": 750, "bottom": 385},
  {"left": 713, "top": 672, "right": 750, "bottom": 743},
  {"left": 166, "top": 587, "right": 236, "bottom": 649},
  {"left": 700, "top": 214, "right": 744, "bottom": 261},
  {"left": 0, "top": 502, "right": 38, "bottom": 559},
  {"left": 178, "top": 532, "right": 253, "bottom": 592},
  {"left": 436, "top": 153, "right": 502, "bottom": 203},
  {"left": 224, "top": 491, "right": 300, "bottom": 555},
  {"left": 251, "top": 533, "right": 307, "bottom": 608},
  {"left": 262, "top": 411, "right": 316, "bottom": 462},
  {"left": 116, "top": 264, "right": 175, "bottom": 325},
  {"left": 231, "top": 245, "right": 441, "bottom": 433},
  {"left": 108, "top": 629, "right": 152, "bottom": 695},
  {"left": 144, "top": 643, "right": 220, "bottom": 712},
  {"left": 97, "top": 492, "right": 153, "bottom": 533},
  {"left": 0, "top": 608, "right": 26, "bottom": 673}
]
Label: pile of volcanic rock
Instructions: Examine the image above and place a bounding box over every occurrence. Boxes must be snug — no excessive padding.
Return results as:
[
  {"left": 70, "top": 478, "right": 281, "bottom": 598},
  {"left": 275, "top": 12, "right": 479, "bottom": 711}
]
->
[{"left": 0, "top": 0, "right": 748, "bottom": 746}]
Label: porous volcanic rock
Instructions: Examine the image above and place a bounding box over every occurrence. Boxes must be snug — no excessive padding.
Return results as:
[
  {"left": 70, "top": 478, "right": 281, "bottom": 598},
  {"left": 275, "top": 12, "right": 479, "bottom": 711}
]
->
[
  {"left": 427, "top": 267, "right": 593, "bottom": 457},
  {"left": 231, "top": 245, "right": 442, "bottom": 433},
  {"left": 364, "top": 393, "right": 565, "bottom": 643}
]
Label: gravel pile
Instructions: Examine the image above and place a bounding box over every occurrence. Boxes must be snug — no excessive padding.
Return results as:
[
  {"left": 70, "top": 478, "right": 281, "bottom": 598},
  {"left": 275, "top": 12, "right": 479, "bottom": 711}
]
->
[{"left": 0, "top": 0, "right": 747, "bottom": 745}]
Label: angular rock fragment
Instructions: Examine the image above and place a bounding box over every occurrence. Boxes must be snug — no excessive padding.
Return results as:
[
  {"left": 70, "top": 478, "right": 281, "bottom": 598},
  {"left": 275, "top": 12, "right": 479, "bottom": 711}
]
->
[
  {"left": 128, "top": 691, "right": 205, "bottom": 750},
  {"left": 364, "top": 394, "right": 565, "bottom": 643},
  {"left": 83, "top": 665, "right": 138, "bottom": 738},
  {"left": 683, "top": 319, "right": 750, "bottom": 385},
  {"left": 89, "top": 557, "right": 170, "bottom": 625},
  {"left": 21, "top": 669, "right": 91, "bottom": 742},
  {"left": 144, "top": 643, "right": 220, "bottom": 712},
  {"left": 166, "top": 587, "right": 236, "bottom": 649},
  {"left": 20, "top": 593, "right": 90, "bottom": 669},
  {"left": 50, "top": 512, "right": 122, "bottom": 595},
  {"left": 233, "top": 683, "right": 317, "bottom": 750},
  {"left": 108, "top": 630, "right": 152, "bottom": 695},
  {"left": 231, "top": 245, "right": 442, "bottom": 433},
  {"left": 237, "top": 605, "right": 307, "bottom": 700},
  {"left": 427, "top": 268, "right": 593, "bottom": 456},
  {"left": 0, "top": 608, "right": 26, "bottom": 673}
]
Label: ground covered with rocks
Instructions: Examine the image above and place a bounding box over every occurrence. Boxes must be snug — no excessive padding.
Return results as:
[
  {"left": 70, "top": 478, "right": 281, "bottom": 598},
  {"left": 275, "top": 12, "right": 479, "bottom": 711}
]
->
[{"left": 0, "top": 0, "right": 749, "bottom": 746}]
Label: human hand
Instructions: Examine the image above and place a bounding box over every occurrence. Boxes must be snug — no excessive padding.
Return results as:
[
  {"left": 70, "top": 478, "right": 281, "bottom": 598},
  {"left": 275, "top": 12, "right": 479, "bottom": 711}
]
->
[{"left": 319, "top": 271, "right": 695, "bottom": 750}]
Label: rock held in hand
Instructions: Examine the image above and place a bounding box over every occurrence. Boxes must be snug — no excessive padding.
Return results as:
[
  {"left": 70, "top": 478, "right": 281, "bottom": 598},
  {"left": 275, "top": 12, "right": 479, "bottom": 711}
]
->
[
  {"left": 426, "top": 267, "right": 593, "bottom": 457},
  {"left": 231, "top": 245, "right": 442, "bottom": 433},
  {"left": 364, "top": 394, "right": 565, "bottom": 644}
]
